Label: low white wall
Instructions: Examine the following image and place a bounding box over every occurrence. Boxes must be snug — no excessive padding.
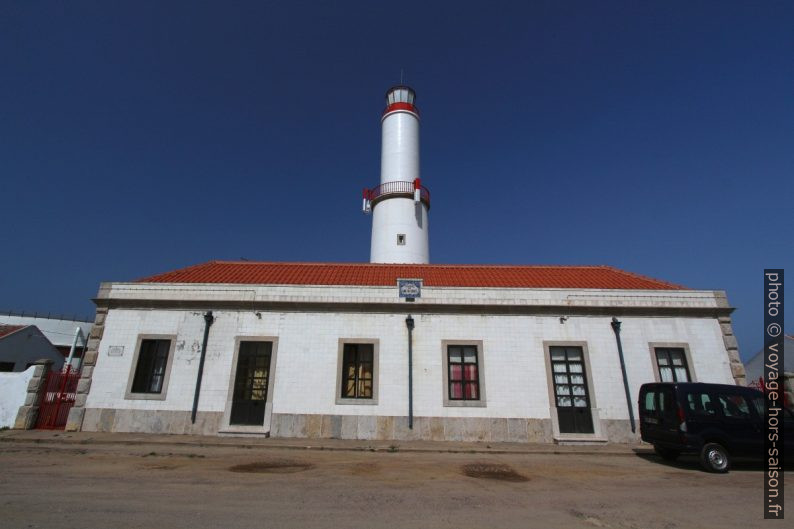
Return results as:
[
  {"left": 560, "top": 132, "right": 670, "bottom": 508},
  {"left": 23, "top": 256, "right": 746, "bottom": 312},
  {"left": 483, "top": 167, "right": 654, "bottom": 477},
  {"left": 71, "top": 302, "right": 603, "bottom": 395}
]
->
[{"left": 0, "top": 366, "right": 35, "bottom": 428}]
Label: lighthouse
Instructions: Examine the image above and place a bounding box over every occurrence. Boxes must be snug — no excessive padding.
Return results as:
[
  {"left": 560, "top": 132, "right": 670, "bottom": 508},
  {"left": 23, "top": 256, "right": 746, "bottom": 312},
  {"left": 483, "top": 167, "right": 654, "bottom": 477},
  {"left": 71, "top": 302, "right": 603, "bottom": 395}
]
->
[{"left": 363, "top": 85, "right": 430, "bottom": 264}]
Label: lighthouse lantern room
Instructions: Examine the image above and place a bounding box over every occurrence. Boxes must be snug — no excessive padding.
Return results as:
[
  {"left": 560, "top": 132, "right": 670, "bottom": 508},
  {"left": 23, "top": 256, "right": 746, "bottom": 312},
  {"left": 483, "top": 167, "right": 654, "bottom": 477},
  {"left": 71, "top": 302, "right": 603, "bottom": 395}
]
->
[{"left": 364, "top": 85, "right": 430, "bottom": 264}]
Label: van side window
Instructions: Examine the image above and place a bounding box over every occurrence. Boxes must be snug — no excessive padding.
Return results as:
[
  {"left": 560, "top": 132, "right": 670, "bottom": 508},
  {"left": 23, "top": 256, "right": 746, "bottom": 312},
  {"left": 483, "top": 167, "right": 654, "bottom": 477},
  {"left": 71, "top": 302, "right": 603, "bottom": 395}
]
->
[
  {"left": 716, "top": 393, "right": 751, "bottom": 418},
  {"left": 659, "top": 387, "right": 676, "bottom": 420},
  {"left": 643, "top": 391, "right": 657, "bottom": 413},
  {"left": 750, "top": 396, "right": 765, "bottom": 416},
  {"left": 686, "top": 391, "right": 717, "bottom": 416}
]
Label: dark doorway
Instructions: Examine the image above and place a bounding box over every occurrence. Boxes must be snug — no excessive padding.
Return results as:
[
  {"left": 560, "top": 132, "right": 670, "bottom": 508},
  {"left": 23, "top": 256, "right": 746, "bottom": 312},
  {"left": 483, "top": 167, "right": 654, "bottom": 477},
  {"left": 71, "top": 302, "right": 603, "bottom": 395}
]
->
[
  {"left": 230, "top": 341, "right": 273, "bottom": 426},
  {"left": 550, "top": 346, "right": 594, "bottom": 434}
]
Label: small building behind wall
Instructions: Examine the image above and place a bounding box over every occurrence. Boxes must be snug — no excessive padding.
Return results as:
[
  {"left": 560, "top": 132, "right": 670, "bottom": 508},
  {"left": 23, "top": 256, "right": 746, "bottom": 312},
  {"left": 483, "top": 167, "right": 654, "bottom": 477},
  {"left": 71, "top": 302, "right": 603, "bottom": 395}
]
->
[
  {"left": 67, "top": 262, "right": 744, "bottom": 443},
  {"left": 0, "top": 325, "right": 64, "bottom": 372},
  {"left": 0, "top": 311, "right": 92, "bottom": 368}
]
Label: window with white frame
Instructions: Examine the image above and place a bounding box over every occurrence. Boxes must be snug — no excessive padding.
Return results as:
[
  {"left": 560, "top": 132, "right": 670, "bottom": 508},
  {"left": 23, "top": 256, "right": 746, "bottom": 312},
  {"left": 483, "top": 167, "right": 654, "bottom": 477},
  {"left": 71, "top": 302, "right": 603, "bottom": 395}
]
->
[
  {"left": 655, "top": 347, "right": 690, "bottom": 383},
  {"left": 126, "top": 336, "right": 175, "bottom": 400},
  {"left": 336, "top": 340, "right": 379, "bottom": 404},
  {"left": 442, "top": 341, "right": 486, "bottom": 407},
  {"left": 447, "top": 345, "right": 480, "bottom": 400},
  {"left": 131, "top": 339, "right": 171, "bottom": 393},
  {"left": 340, "top": 343, "right": 374, "bottom": 399}
]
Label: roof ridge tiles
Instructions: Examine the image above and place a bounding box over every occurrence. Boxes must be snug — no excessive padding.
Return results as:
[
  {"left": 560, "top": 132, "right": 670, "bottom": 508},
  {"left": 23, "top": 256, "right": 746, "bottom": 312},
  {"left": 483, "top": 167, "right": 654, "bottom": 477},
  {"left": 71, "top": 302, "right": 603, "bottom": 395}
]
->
[
  {"left": 132, "top": 260, "right": 221, "bottom": 282},
  {"left": 208, "top": 260, "right": 615, "bottom": 270},
  {"left": 599, "top": 265, "right": 686, "bottom": 290},
  {"left": 0, "top": 324, "right": 29, "bottom": 339}
]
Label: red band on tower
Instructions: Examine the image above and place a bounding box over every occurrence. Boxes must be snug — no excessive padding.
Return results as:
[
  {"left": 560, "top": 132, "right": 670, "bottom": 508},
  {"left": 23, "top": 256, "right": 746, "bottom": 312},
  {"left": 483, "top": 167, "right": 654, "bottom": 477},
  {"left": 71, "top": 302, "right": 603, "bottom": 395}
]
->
[{"left": 383, "top": 102, "right": 419, "bottom": 117}]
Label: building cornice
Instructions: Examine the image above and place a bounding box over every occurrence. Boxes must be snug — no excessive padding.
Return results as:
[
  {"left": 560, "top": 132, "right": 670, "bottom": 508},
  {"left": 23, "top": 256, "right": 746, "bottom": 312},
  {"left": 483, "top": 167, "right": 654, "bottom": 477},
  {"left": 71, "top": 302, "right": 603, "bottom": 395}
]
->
[{"left": 93, "top": 282, "right": 733, "bottom": 318}]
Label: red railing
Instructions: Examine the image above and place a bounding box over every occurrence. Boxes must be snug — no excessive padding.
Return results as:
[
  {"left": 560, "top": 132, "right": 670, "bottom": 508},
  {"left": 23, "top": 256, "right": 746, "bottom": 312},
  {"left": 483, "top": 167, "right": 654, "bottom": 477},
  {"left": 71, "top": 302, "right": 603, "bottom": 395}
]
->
[
  {"left": 747, "top": 376, "right": 791, "bottom": 409},
  {"left": 35, "top": 365, "right": 80, "bottom": 430},
  {"left": 363, "top": 180, "right": 430, "bottom": 208}
]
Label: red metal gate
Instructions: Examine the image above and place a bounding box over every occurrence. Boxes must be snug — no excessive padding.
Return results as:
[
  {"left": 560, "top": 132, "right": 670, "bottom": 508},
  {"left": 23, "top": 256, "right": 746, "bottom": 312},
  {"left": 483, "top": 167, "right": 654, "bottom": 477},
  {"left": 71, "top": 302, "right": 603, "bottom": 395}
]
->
[{"left": 35, "top": 366, "right": 80, "bottom": 429}]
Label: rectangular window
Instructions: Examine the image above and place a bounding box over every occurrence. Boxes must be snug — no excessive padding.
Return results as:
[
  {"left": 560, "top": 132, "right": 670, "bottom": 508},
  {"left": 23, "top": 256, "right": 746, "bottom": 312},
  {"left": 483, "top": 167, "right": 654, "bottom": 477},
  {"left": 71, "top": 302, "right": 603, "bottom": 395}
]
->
[
  {"left": 655, "top": 347, "right": 690, "bottom": 382},
  {"left": 131, "top": 339, "right": 171, "bottom": 394},
  {"left": 447, "top": 345, "right": 480, "bottom": 401},
  {"left": 642, "top": 390, "right": 657, "bottom": 413},
  {"left": 340, "top": 343, "right": 374, "bottom": 399},
  {"left": 0, "top": 362, "right": 14, "bottom": 372},
  {"left": 686, "top": 390, "right": 717, "bottom": 417},
  {"left": 715, "top": 392, "right": 752, "bottom": 419}
]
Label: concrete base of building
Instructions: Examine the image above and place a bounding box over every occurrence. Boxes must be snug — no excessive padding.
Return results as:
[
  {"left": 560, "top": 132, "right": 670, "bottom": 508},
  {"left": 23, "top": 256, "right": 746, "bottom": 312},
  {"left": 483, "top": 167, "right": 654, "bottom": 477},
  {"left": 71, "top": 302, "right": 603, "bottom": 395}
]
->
[
  {"left": 599, "top": 419, "right": 640, "bottom": 443},
  {"left": 81, "top": 408, "right": 224, "bottom": 436},
  {"left": 79, "top": 408, "right": 638, "bottom": 443},
  {"left": 269, "top": 413, "right": 554, "bottom": 442}
]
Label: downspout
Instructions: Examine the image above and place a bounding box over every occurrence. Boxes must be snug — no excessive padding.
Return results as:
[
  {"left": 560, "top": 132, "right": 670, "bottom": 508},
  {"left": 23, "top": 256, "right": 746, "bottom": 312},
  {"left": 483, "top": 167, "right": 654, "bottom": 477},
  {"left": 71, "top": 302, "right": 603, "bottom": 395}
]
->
[
  {"left": 610, "top": 317, "right": 636, "bottom": 433},
  {"left": 64, "top": 326, "right": 84, "bottom": 372},
  {"left": 191, "top": 311, "right": 215, "bottom": 424},
  {"left": 405, "top": 315, "right": 414, "bottom": 429}
]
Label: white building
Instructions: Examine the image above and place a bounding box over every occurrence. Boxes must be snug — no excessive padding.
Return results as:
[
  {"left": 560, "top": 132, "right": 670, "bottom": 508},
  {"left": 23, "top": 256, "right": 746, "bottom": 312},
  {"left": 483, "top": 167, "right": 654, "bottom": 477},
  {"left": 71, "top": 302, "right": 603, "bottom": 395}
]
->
[{"left": 66, "top": 86, "right": 744, "bottom": 443}]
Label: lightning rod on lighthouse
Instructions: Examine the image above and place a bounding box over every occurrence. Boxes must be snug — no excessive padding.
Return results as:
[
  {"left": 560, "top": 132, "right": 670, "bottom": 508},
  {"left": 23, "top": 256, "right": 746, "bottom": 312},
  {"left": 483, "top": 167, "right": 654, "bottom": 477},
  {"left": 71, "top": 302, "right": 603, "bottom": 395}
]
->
[{"left": 363, "top": 85, "right": 430, "bottom": 264}]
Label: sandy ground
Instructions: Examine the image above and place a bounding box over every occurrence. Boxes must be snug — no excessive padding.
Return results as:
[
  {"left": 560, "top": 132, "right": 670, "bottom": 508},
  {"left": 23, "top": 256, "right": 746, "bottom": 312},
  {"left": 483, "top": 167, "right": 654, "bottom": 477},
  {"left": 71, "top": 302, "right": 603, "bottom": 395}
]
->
[{"left": 0, "top": 437, "right": 787, "bottom": 529}]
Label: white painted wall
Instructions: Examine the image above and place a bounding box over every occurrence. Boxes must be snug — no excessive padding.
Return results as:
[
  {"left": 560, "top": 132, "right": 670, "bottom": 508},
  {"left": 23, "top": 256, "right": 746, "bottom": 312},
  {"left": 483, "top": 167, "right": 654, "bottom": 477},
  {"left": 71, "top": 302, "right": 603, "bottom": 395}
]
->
[
  {"left": 370, "top": 197, "right": 429, "bottom": 264},
  {"left": 380, "top": 110, "right": 419, "bottom": 184},
  {"left": 0, "top": 366, "right": 35, "bottom": 428},
  {"left": 86, "top": 308, "right": 734, "bottom": 428}
]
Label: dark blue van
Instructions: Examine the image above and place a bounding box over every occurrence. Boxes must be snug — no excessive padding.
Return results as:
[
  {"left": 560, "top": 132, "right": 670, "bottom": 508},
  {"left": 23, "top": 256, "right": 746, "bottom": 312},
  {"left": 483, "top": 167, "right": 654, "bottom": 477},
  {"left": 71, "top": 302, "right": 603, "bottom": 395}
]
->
[{"left": 639, "top": 382, "right": 792, "bottom": 472}]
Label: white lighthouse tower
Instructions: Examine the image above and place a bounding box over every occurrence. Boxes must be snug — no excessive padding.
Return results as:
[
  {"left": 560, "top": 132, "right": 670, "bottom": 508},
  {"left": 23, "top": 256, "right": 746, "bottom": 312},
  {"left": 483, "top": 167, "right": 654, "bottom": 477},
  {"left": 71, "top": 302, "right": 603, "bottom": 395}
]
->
[{"left": 363, "top": 85, "right": 430, "bottom": 264}]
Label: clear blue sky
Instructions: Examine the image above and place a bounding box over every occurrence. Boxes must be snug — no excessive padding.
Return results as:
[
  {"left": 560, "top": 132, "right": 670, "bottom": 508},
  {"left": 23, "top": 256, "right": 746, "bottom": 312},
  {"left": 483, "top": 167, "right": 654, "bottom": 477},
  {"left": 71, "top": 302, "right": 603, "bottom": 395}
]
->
[{"left": 2, "top": 1, "right": 791, "bottom": 360}]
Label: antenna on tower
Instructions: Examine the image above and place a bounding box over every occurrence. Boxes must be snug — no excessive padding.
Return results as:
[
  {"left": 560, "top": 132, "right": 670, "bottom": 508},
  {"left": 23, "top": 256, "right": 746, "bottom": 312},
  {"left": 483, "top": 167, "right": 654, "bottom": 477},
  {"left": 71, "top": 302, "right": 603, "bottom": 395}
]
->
[{"left": 400, "top": 68, "right": 404, "bottom": 84}]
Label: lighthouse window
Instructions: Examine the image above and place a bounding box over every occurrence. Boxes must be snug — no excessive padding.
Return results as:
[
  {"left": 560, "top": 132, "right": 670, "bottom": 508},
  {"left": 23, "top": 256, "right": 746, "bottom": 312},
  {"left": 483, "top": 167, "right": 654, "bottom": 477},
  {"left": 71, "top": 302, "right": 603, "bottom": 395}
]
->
[{"left": 397, "top": 234, "right": 406, "bottom": 245}]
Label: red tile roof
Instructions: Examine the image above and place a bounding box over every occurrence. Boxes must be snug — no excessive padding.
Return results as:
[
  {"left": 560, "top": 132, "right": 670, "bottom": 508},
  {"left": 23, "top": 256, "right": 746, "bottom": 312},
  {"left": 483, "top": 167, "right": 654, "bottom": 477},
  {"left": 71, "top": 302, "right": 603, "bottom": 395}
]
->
[
  {"left": 137, "top": 261, "right": 686, "bottom": 290},
  {"left": 0, "top": 325, "right": 27, "bottom": 339}
]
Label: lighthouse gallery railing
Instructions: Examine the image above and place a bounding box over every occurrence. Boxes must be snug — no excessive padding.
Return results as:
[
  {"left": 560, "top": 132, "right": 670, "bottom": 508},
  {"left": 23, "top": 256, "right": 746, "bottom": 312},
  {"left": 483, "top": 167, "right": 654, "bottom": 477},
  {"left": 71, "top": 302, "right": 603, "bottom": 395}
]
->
[{"left": 363, "top": 180, "right": 430, "bottom": 209}]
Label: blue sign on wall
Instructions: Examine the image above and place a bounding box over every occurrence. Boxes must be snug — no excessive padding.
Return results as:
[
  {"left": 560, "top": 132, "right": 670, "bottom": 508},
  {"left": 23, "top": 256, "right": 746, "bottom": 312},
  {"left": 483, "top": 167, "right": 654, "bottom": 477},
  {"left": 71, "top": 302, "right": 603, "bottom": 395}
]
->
[{"left": 398, "top": 279, "right": 422, "bottom": 299}]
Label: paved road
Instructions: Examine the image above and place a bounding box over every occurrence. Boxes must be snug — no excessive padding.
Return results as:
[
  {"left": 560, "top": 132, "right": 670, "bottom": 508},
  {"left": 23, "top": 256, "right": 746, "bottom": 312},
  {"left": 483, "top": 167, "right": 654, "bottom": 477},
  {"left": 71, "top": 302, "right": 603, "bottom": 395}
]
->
[{"left": 0, "top": 437, "right": 786, "bottom": 528}]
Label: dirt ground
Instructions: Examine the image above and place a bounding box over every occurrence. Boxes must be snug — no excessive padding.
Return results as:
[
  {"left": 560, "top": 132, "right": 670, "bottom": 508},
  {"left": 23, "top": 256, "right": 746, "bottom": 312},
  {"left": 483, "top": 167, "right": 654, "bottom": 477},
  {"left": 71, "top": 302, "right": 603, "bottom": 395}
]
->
[{"left": 0, "top": 437, "right": 787, "bottom": 529}]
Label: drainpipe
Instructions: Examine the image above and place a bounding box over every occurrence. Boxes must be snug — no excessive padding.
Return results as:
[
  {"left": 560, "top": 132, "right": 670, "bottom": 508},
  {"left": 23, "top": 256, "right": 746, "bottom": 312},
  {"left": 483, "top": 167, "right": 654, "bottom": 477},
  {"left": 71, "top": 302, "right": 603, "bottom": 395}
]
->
[
  {"left": 405, "top": 315, "right": 415, "bottom": 429},
  {"left": 64, "top": 326, "right": 84, "bottom": 372},
  {"left": 610, "top": 317, "right": 636, "bottom": 433},
  {"left": 191, "top": 311, "right": 215, "bottom": 424}
]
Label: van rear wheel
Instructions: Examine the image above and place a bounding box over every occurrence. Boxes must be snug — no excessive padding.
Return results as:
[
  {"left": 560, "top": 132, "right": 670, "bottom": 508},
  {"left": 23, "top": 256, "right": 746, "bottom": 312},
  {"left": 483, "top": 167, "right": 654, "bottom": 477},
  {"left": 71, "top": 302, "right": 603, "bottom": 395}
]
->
[
  {"left": 700, "top": 443, "right": 730, "bottom": 473},
  {"left": 654, "top": 446, "right": 680, "bottom": 461}
]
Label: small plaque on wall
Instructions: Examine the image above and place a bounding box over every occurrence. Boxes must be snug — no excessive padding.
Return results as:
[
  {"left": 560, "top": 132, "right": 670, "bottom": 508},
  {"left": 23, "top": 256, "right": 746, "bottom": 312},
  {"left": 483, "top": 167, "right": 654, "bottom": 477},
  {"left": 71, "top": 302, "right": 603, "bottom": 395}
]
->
[
  {"left": 107, "top": 346, "right": 124, "bottom": 357},
  {"left": 398, "top": 279, "right": 422, "bottom": 299}
]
